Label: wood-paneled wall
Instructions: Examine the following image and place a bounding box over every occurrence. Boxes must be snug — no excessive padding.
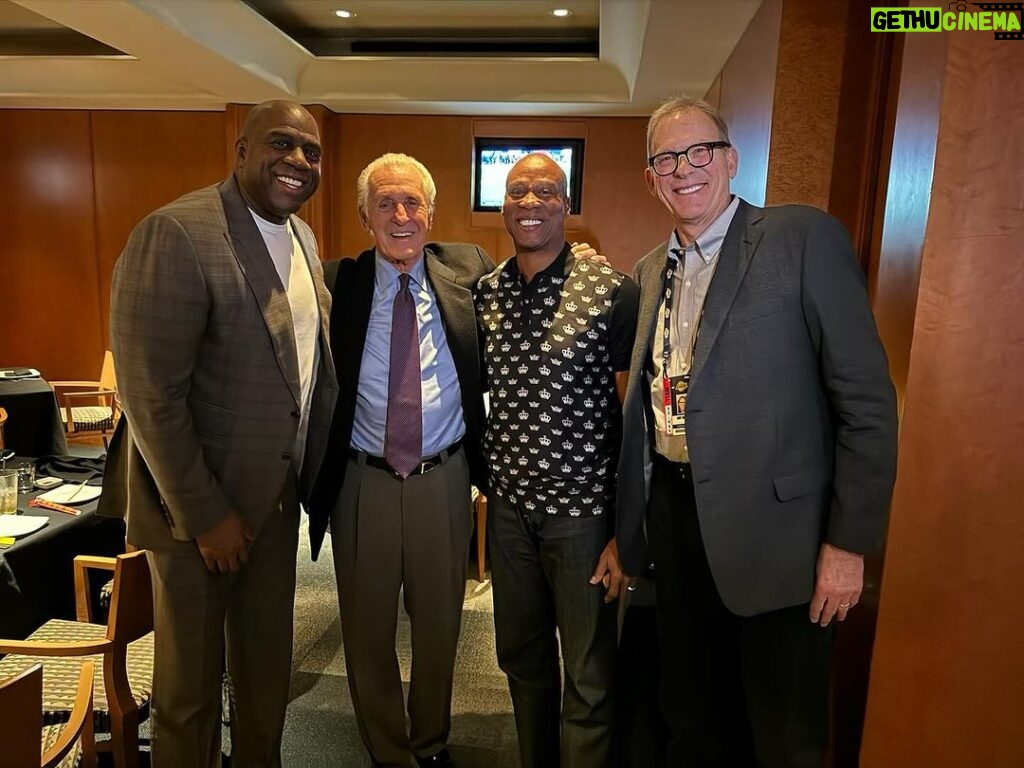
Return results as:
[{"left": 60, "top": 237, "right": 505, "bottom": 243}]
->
[
  {"left": 1, "top": 110, "right": 227, "bottom": 381},
  {"left": 705, "top": 0, "right": 782, "bottom": 207},
  {"left": 1, "top": 108, "right": 664, "bottom": 381},
  {"left": 861, "top": 28, "right": 1024, "bottom": 768}
]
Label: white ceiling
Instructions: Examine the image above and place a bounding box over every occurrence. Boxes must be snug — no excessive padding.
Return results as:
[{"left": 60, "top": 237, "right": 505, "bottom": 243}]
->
[{"left": 0, "top": 0, "right": 761, "bottom": 115}]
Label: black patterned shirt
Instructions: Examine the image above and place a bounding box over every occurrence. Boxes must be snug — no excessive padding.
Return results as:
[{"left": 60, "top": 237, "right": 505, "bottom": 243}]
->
[{"left": 476, "top": 244, "right": 639, "bottom": 517}]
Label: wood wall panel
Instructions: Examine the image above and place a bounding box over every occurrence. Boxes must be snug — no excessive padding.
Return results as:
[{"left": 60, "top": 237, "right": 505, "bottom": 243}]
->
[
  {"left": 868, "top": 30, "right": 946, "bottom": 410},
  {"left": 91, "top": 111, "right": 227, "bottom": 355},
  {"left": 576, "top": 117, "right": 668, "bottom": 271},
  {"left": 0, "top": 111, "right": 101, "bottom": 381},
  {"left": 828, "top": 0, "right": 897, "bottom": 270},
  {"left": 861, "top": 29, "right": 1024, "bottom": 768},
  {"left": 765, "top": 0, "right": 848, "bottom": 208},
  {"left": 714, "top": 0, "right": 782, "bottom": 207},
  {"left": 329, "top": 114, "right": 475, "bottom": 260}
]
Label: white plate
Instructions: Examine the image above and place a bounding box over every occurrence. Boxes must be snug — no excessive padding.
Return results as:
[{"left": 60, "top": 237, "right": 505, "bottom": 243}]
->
[
  {"left": 38, "top": 484, "right": 102, "bottom": 504},
  {"left": 0, "top": 515, "right": 48, "bottom": 537}
]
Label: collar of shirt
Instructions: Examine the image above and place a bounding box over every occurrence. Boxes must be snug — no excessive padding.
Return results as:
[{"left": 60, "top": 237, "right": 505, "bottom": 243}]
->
[
  {"left": 667, "top": 195, "right": 741, "bottom": 264},
  {"left": 373, "top": 249, "right": 428, "bottom": 293},
  {"left": 506, "top": 242, "right": 573, "bottom": 285}
]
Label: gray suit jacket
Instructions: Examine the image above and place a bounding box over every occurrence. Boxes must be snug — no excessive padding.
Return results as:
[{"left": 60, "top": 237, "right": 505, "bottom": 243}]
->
[
  {"left": 616, "top": 200, "right": 898, "bottom": 616},
  {"left": 100, "top": 176, "right": 339, "bottom": 550}
]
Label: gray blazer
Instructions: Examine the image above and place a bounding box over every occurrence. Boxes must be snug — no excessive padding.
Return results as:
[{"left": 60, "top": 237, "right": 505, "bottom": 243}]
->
[
  {"left": 100, "top": 176, "right": 339, "bottom": 550},
  {"left": 616, "top": 200, "right": 898, "bottom": 616}
]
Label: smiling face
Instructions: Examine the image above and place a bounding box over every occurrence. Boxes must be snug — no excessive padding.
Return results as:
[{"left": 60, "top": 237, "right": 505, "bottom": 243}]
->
[
  {"left": 645, "top": 108, "right": 737, "bottom": 244},
  {"left": 361, "top": 163, "right": 433, "bottom": 269},
  {"left": 501, "top": 153, "right": 568, "bottom": 258},
  {"left": 235, "top": 102, "right": 322, "bottom": 223}
]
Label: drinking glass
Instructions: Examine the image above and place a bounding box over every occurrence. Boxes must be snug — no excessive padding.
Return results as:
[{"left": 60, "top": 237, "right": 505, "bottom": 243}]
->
[
  {"left": 0, "top": 469, "right": 18, "bottom": 514},
  {"left": 15, "top": 463, "right": 35, "bottom": 493}
]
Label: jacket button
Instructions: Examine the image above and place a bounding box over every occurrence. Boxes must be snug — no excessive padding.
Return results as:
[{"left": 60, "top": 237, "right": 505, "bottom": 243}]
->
[{"left": 282, "top": 452, "right": 293, "bottom": 461}]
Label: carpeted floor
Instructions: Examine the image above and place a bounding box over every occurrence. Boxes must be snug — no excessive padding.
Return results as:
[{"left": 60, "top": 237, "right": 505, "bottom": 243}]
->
[{"left": 281, "top": 516, "right": 519, "bottom": 767}]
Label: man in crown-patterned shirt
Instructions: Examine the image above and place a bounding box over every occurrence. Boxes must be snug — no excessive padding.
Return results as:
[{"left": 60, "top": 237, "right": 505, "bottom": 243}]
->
[{"left": 476, "top": 153, "right": 639, "bottom": 768}]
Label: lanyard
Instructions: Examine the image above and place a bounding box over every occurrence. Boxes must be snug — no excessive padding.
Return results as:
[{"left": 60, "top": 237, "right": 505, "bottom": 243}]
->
[{"left": 661, "top": 250, "right": 699, "bottom": 383}]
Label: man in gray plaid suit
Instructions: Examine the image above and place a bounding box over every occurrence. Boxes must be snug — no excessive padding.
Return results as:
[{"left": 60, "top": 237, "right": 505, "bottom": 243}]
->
[{"left": 103, "top": 100, "right": 338, "bottom": 767}]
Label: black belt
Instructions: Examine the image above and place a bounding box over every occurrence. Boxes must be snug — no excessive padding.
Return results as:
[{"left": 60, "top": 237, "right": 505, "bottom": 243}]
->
[
  {"left": 349, "top": 439, "right": 463, "bottom": 479},
  {"left": 651, "top": 451, "right": 691, "bottom": 479}
]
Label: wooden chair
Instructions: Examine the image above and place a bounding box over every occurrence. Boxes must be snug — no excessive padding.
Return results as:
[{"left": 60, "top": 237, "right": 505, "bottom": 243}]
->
[
  {"left": 0, "top": 406, "right": 8, "bottom": 449},
  {"left": 0, "top": 551, "right": 154, "bottom": 768},
  {"left": 51, "top": 351, "right": 120, "bottom": 448},
  {"left": 473, "top": 487, "right": 488, "bottom": 582},
  {"left": 0, "top": 661, "right": 96, "bottom": 768}
]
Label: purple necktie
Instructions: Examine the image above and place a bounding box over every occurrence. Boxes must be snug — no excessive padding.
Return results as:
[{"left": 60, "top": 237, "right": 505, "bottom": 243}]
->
[{"left": 384, "top": 273, "right": 422, "bottom": 478}]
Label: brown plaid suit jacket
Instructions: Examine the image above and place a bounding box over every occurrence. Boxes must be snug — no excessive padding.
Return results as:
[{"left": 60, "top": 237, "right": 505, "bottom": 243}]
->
[{"left": 101, "top": 175, "right": 338, "bottom": 550}]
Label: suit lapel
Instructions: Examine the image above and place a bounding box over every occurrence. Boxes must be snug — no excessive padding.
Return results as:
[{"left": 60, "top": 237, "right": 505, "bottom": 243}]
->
[
  {"left": 293, "top": 221, "right": 337, "bottom": 386},
  {"left": 424, "top": 247, "right": 477, "bottom": 389},
  {"left": 691, "top": 201, "right": 765, "bottom": 382},
  {"left": 218, "top": 177, "right": 301, "bottom": 405},
  {"left": 332, "top": 249, "right": 375, "bottom": 395}
]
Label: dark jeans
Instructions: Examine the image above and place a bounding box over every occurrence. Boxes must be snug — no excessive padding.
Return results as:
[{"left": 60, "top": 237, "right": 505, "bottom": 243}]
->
[
  {"left": 649, "top": 460, "right": 832, "bottom": 768},
  {"left": 488, "top": 493, "right": 617, "bottom": 768}
]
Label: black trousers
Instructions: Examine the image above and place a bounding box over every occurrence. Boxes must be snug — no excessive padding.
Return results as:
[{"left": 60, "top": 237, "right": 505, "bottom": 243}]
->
[{"left": 648, "top": 458, "right": 832, "bottom": 768}]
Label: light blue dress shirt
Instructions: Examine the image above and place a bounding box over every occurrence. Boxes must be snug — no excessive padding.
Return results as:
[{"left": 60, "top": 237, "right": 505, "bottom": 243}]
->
[{"left": 350, "top": 252, "right": 466, "bottom": 457}]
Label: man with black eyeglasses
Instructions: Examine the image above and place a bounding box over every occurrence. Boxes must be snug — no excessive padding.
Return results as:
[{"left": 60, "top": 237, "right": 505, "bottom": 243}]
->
[{"left": 615, "top": 96, "right": 898, "bottom": 767}]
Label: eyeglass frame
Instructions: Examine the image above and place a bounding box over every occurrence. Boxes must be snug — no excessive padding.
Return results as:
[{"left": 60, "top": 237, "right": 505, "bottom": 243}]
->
[{"left": 647, "top": 141, "right": 732, "bottom": 176}]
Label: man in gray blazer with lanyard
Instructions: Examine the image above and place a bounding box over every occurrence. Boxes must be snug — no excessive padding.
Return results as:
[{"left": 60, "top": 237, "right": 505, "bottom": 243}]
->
[
  {"left": 616, "top": 96, "right": 898, "bottom": 767},
  {"left": 104, "top": 101, "right": 338, "bottom": 767},
  {"left": 308, "top": 153, "right": 491, "bottom": 768}
]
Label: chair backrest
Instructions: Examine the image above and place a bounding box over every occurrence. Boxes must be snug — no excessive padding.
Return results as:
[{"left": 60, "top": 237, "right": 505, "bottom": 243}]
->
[
  {"left": 0, "top": 661, "right": 95, "bottom": 768},
  {"left": 99, "top": 351, "right": 116, "bottom": 392},
  {"left": 0, "top": 663, "right": 43, "bottom": 766},
  {"left": 0, "top": 406, "right": 7, "bottom": 449},
  {"left": 107, "top": 550, "right": 153, "bottom": 645}
]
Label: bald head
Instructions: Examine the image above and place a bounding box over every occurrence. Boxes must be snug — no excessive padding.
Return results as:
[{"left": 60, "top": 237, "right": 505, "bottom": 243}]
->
[
  {"left": 234, "top": 100, "right": 322, "bottom": 223},
  {"left": 502, "top": 152, "right": 569, "bottom": 259}
]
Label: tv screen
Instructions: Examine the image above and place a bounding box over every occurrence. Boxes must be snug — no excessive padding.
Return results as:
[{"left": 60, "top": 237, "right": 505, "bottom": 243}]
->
[{"left": 473, "top": 138, "right": 584, "bottom": 215}]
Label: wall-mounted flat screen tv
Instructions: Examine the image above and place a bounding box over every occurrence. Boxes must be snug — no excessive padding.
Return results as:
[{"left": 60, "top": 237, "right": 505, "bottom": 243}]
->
[{"left": 473, "top": 138, "right": 584, "bottom": 215}]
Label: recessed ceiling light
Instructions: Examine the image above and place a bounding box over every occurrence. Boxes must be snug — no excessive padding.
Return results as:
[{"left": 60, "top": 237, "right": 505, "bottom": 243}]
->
[
  {"left": 551, "top": 8, "right": 572, "bottom": 17},
  {"left": 335, "top": 9, "right": 356, "bottom": 19}
]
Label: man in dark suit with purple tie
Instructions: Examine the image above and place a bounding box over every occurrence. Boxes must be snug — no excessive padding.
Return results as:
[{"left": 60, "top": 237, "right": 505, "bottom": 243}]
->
[{"left": 308, "top": 153, "right": 492, "bottom": 768}]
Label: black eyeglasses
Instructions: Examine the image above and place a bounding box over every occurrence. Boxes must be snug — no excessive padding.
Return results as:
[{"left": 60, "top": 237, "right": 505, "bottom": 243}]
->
[{"left": 648, "top": 141, "right": 731, "bottom": 176}]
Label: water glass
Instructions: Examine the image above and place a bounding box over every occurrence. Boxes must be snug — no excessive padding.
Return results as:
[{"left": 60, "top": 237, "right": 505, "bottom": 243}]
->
[
  {"left": 15, "top": 463, "right": 35, "bottom": 494},
  {"left": 0, "top": 469, "right": 17, "bottom": 515}
]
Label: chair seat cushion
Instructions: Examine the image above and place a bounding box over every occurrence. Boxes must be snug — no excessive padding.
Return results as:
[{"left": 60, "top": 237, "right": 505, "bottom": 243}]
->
[
  {"left": 0, "top": 619, "right": 154, "bottom": 733},
  {"left": 59, "top": 406, "right": 114, "bottom": 432},
  {"left": 41, "top": 722, "right": 83, "bottom": 767}
]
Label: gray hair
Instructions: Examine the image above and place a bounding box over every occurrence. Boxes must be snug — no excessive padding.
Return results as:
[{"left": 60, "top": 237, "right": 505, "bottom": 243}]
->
[
  {"left": 356, "top": 152, "right": 437, "bottom": 220},
  {"left": 646, "top": 96, "right": 731, "bottom": 156}
]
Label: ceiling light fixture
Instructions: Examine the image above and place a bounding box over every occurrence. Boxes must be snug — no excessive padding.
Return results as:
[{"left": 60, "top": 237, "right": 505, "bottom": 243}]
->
[
  {"left": 334, "top": 9, "right": 357, "bottom": 19},
  {"left": 551, "top": 8, "right": 573, "bottom": 17}
]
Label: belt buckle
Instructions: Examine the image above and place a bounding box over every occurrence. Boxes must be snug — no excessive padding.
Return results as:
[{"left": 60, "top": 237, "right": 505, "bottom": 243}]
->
[{"left": 418, "top": 459, "right": 437, "bottom": 475}]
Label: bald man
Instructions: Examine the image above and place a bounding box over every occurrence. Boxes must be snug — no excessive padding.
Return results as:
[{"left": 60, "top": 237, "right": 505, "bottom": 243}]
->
[
  {"left": 104, "top": 100, "right": 338, "bottom": 767},
  {"left": 476, "top": 153, "right": 639, "bottom": 768}
]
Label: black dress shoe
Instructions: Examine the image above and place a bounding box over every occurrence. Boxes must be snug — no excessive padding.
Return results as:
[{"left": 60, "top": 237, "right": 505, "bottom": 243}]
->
[{"left": 415, "top": 748, "right": 454, "bottom": 767}]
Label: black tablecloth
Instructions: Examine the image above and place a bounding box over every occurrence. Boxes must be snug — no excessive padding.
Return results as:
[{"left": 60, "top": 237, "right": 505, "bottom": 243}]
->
[
  {"left": 0, "top": 479, "right": 124, "bottom": 640},
  {"left": 0, "top": 378, "right": 69, "bottom": 457}
]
